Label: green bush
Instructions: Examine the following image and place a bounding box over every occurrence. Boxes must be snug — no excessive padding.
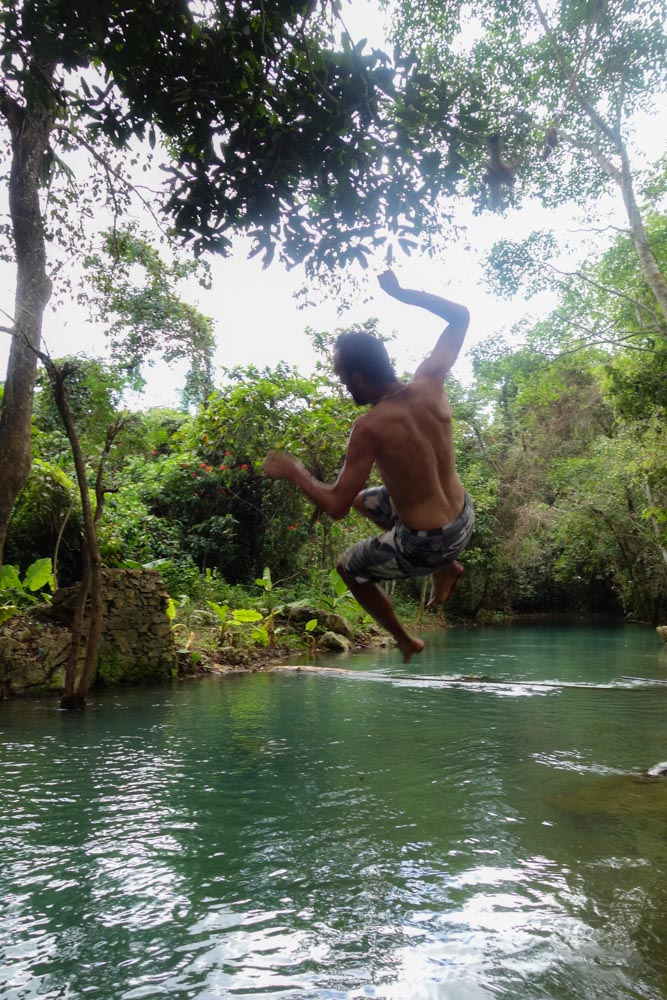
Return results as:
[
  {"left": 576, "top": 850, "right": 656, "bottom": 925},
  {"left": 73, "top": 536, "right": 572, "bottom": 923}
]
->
[
  {"left": 0, "top": 558, "right": 55, "bottom": 623},
  {"left": 6, "top": 460, "right": 82, "bottom": 583},
  {"left": 98, "top": 487, "right": 200, "bottom": 596}
]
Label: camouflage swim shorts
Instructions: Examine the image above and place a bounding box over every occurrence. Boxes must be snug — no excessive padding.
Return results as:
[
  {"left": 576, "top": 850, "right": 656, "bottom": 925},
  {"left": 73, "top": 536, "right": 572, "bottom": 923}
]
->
[{"left": 339, "top": 487, "right": 475, "bottom": 584}]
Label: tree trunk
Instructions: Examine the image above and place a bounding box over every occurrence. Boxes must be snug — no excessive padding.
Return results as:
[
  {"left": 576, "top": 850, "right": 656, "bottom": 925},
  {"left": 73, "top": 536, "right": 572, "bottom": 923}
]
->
[
  {"left": 567, "top": 131, "right": 667, "bottom": 334},
  {"left": 43, "top": 360, "right": 104, "bottom": 708},
  {"left": 61, "top": 548, "right": 91, "bottom": 707},
  {"left": 74, "top": 421, "right": 121, "bottom": 701},
  {"left": 618, "top": 143, "right": 667, "bottom": 330},
  {"left": 75, "top": 549, "right": 104, "bottom": 702},
  {"left": 0, "top": 80, "right": 55, "bottom": 565},
  {"left": 645, "top": 481, "right": 667, "bottom": 571},
  {"left": 533, "top": 0, "right": 667, "bottom": 332}
]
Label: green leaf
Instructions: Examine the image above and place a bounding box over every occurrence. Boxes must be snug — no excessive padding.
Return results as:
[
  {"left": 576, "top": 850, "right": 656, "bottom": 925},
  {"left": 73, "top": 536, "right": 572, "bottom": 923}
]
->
[
  {"left": 24, "top": 558, "right": 55, "bottom": 592},
  {"left": 255, "top": 566, "right": 273, "bottom": 591},
  {"left": 0, "top": 565, "right": 22, "bottom": 594},
  {"left": 251, "top": 626, "right": 269, "bottom": 645},
  {"left": 232, "top": 608, "right": 264, "bottom": 623},
  {"left": 329, "top": 567, "right": 349, "bottom": 597},
  {"left": 207, "top": 601, "right": 230, "bottom": 623},
  {"left": 144, "top": 557, "right": 174, "bottom": 570}
]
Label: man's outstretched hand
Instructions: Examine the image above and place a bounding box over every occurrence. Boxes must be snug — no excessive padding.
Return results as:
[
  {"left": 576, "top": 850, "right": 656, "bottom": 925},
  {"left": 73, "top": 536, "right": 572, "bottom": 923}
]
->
[
  {"left": 263, "top": 450, "right": 302, "bottom": 482},
  {"left": 377, "top": 269, "right": 402, "bottom": 298}
]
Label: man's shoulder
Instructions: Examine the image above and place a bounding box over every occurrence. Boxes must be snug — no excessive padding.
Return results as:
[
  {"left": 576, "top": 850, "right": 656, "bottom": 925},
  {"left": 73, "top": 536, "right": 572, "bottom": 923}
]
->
[
  {"left": 408, "top": 375, "right": 452, "bottom": 401},
  {"left": 351, "top": 410, "right": 377, "bottom": 436},
  {"left": 350, "top": 409, "right": 384, "bottom": 448},
  {"left": 407, "top": 372, "right": 447, "bottom": 392}
]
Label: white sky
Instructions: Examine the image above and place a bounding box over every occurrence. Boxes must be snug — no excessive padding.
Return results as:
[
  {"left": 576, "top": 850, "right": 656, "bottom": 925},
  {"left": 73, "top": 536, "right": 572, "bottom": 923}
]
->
[
  {"left": 0, "top": 199, "right": 566, "bottom": 405},
  {"left": 1, "top": 0, "right": 665, "bottom": 407}
]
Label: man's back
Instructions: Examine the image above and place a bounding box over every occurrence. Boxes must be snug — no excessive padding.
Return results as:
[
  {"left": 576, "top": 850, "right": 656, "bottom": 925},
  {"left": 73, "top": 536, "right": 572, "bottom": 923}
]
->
[
  {"left": 262, "top": 269, "right": 474, "bottom": 661},
  {"left": 358, "top": 375, "right": 465, "bottom": 532}
]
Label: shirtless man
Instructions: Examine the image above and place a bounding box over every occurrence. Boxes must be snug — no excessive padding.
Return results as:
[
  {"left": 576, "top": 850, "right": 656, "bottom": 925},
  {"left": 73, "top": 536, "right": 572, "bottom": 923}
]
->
[{"left": 262, "top": 269, "right": 474, "bottom": 662}]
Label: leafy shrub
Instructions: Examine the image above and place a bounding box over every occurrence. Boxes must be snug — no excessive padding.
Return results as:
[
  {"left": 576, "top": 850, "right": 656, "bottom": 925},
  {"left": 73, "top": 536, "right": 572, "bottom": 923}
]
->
[
  {"left": 0, "top": 558, "right": 55, "bottom": 623},
  {"left": 98, "top": 487, "right": 200, "bottom": 595},
  {"left": 5, "top": 461, "right": 82, "bottom": 583}
]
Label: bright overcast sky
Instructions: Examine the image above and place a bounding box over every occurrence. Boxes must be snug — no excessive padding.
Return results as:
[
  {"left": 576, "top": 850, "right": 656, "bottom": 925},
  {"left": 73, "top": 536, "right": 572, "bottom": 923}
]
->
[
  {"left": 0, "top": 195, "right": 571, "bottom": 405},
  {"left": 1, "top": 0, "right": 665, "bottom": 407}
]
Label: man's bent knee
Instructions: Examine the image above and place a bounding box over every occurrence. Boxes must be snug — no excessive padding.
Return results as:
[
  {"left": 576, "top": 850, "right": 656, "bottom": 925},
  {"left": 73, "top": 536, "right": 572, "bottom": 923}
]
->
[
  {"left": 336, "top": 559, "right": 352, "bottom": 582},
  {"left": 353, "top": 492, "right": 370, "bottom": 515}
]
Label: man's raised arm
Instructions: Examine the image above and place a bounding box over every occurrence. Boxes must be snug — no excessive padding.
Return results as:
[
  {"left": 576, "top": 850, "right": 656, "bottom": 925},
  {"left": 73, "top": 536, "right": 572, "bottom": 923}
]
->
[{"left": 378, "top": 269, "right": 470, "bottom": 381}]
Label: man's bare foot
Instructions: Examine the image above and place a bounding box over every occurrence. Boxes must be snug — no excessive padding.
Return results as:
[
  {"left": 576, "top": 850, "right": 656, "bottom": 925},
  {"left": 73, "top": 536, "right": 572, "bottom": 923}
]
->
[
  {"left": 428, "top": 562, "right": 464, "bottom": 607},
  {"left": 397, "top": 635, "right": 425, "bottom": 664}
]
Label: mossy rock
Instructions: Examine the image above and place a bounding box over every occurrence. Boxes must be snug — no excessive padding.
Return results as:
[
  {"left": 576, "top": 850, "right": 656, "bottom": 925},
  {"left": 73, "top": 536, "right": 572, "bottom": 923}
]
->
[{"left": 97, "top": 653, "right": 176, "bottom": 686}]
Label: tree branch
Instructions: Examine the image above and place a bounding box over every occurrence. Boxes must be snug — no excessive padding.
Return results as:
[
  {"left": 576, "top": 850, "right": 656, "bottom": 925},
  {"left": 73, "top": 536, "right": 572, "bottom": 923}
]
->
[
  {"left": 568, "top": 224, "right": 628, "bottom": 236},
  {"left": 559, "top": 130, "right": 621, "bottom": 182},
  {"left": 53, "top": 124, "right": 170, "bottom": 239},
  {"left": 545, "top": 262, "right": 662, "bottom": 325},
  {"left": 0, "top": 87, "right": 24, "bottom": 135},
  {"left": 531, "top": 0, "right": 619, "bottom": 147}
]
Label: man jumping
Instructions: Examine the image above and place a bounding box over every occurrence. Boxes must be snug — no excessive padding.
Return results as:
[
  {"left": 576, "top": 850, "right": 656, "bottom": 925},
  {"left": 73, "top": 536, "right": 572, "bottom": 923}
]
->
[{"left": 262, "top": 269, "right": 474, "bottom": 662}]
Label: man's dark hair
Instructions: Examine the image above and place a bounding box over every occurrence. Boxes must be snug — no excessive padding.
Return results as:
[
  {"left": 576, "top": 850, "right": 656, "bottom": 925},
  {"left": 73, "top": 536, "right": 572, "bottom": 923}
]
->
[{"left": 334, "top": 331, "right": 396, "bottom": 384}]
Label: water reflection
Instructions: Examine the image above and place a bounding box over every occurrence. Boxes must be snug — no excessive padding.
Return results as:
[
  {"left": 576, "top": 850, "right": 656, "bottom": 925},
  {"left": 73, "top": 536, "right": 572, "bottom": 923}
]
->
[{"left": 1, "top": 624, "right": 667, "bottom": 998}]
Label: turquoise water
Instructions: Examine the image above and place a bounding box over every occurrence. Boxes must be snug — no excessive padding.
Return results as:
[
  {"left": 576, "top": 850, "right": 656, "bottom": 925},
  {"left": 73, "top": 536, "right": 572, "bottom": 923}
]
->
[{"left": 2, "top": 623, "right": 667, "bottom": 999}]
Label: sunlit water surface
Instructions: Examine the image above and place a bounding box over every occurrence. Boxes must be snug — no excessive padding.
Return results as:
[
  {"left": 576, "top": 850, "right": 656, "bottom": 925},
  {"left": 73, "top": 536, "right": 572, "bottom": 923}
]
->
[{"left": 2, "top": 623, "right": 667, "bottom": 999}]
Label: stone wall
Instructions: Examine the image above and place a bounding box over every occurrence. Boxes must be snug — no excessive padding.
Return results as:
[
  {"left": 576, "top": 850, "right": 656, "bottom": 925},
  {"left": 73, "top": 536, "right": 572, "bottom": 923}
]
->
[{"left": 0, "top": 569, "right": 176, "bottom": 698}]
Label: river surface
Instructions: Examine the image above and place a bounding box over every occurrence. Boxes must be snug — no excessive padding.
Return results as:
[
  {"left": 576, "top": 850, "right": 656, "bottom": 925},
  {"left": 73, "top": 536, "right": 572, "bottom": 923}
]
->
[{"left": 2, "top": 622, "right": 667, "bottom": 999}]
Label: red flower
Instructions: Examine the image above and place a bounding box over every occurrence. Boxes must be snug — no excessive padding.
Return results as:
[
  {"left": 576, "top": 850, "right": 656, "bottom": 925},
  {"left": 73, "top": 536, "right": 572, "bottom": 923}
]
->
[
  {"left": 219, "top": 464, "right": 227, "bottom": 471},
  {"left": 224, "top": 451, "right": 232, "bottom": 456},
  {"left": 240, "top": 464, "right": 249, "bottom": 470}
]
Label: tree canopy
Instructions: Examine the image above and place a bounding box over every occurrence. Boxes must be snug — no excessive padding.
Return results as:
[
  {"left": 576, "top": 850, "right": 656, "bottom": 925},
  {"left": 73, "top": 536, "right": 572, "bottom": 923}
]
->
[
  {"left": 1, "top": 0, "right": 473, "bottom": 271},
  {"left": 0, "top": 0, "right": 486, "bottom": 562},
  {"left": 388, "top": 0, "right": 667, "bottom": 321}
]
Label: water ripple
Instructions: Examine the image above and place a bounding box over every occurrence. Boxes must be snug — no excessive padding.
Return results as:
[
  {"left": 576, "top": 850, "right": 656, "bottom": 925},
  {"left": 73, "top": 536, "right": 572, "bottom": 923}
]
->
[{"left": 2, "top": 626, "right": 667, "bottom": 998}]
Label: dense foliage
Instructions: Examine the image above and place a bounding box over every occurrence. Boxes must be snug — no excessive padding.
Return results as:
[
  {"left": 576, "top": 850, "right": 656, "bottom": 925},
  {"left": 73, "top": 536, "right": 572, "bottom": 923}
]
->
[
  {"left": 7, "top": 219, "right": 667, "bottom": 627},
  {"left": 2, "top": 0, "right": 666, "bottom": 643},
  {"left": 1, "top": 0, "right": 484, "bottom": 566}
]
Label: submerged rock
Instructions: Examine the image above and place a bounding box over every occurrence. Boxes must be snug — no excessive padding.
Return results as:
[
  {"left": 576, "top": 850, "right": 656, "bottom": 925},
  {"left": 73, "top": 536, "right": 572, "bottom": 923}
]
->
[{"left": 553, "top": 772, "right": 667, "bottom": 819}]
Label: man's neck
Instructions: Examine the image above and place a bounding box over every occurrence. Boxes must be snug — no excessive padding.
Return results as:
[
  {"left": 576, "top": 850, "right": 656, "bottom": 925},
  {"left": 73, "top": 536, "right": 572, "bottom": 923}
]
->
[{"left": 372, "top": 379, "right": 404, "bottom": 406}]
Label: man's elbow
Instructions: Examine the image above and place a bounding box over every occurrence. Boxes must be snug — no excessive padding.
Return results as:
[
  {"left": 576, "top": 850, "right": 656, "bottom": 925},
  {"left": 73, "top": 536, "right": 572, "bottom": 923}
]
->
[
  {"left": 453, "top": 305, "right": 470, "bottom": 332},
  {"left": 325, "top": 489, "right": 353, "bottom": 521},
  {"left": 329, "top": 500, "right": 351, "bottom": 522}
]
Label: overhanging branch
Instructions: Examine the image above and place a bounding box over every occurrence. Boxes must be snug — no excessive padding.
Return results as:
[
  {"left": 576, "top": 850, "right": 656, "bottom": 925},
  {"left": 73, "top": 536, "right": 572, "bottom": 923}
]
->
[{"left": 53, "top": 124, "right": 169, "bottom": 238}]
